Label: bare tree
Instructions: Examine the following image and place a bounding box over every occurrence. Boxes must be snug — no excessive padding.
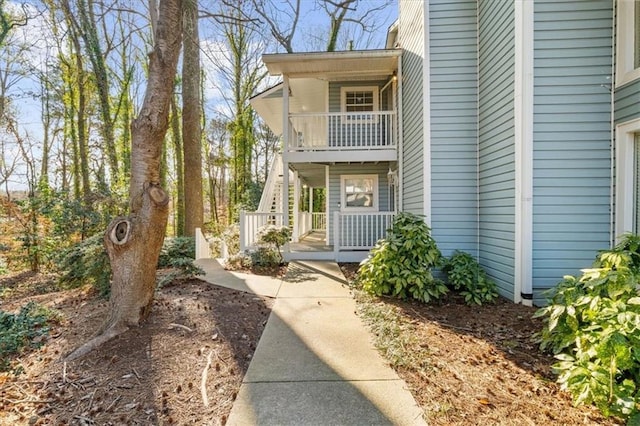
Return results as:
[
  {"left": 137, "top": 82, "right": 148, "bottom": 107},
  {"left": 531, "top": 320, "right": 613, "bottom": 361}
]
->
[{"left": 67, "top": 0, "right": 183, "bottom": 360}]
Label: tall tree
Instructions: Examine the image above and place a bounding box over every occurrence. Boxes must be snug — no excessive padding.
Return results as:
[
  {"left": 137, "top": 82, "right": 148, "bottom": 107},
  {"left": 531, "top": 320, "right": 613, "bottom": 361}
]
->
[
  {"left": 181, "top": 0, "right": 203, "bottom": 236},
  {"left": 67, "top": 0, "right": 183, "bottom": 360}
]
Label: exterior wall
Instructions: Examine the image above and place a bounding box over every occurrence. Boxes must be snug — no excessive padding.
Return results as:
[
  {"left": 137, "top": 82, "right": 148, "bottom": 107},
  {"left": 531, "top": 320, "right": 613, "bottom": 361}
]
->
[
  {"left": 615, "top": 79, "right": 640, "bottom": 124},
  {"left": 398, "top": 1, "right": 425, "bottom": 214},
  {"left": 532, "top": 0, "right": 613, "bottom": 305},
  {"left": 478, "top": 0, "right": 516, "bottom": 299},
  {"left": 429, "top": 0, "right": 479, "bottom": 257},
  {"left": 327, "top": 163, "right": 391, "bottom": 245},
  {"left": 328, "top": 80, "right": 391, "bottom": 112}
]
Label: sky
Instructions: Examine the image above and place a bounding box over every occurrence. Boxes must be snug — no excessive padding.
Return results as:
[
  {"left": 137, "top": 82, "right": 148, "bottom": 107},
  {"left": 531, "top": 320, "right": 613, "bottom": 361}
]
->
[{"left": 1, "top": 0, "right": 398, "bottom": 191}]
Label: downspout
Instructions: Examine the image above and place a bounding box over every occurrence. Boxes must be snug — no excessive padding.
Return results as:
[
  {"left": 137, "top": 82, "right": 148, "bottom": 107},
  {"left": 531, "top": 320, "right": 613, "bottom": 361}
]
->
[
  {"left": 609, "top": 2, "right": 616, "bottom": 248},
  {"left": 397, "top": 53, "right": 404, "bottom": 211},
  {"left": 514, "top": 0, "right": 534, "bottom": 305}
]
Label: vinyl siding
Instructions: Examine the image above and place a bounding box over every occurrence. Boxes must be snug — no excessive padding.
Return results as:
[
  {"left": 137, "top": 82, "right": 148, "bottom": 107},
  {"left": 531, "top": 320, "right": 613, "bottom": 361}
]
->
[
  {"left": 532, "top": 0, "right": 613, "bottom": 305},
  {"left": 478, "top": 0, "right": 516, "bottom": 299},
  {"left": 615, "top": 79, "right": 640, "bottom": 124},
  {"left": 327, "top": 163, "right": 391, "bottom": 245},
  {"left": 399, "top": 1, "right": 425, "bottom": 214},
  {"left": 429, "top": 0, "right": 479, "bottom": 257}
]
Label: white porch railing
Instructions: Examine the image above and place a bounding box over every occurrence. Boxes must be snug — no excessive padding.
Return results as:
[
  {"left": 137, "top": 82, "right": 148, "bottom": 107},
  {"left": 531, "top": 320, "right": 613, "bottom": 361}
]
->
[
  {"left": 298, "top": 212, "right": 313, "bottom": 238},
  {"left": 239, "top": 211, "right": 285, "bottom": 251},
  {"left": 333, "top": 211, "right": 395, "bottom": 251},
  {"left": 195, "top": 227, "right": 211, "bottom": 259},
  {"left": 288, "top": 111, "right": 396, "bottom": 151},
  {"left": 312, "top": 212, "right": 327, "bottom": 231}
]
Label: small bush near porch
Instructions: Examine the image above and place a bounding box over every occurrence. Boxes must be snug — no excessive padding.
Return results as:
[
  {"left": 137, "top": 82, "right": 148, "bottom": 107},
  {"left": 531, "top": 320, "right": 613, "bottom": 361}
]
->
[{"left": 357, "top": 212, "right": 448, "bottom": 303}]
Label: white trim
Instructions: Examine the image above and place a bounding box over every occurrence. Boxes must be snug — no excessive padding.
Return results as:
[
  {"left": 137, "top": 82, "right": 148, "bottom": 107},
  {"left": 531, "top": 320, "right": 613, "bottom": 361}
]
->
[
  {"left": 514, "top": 0, "right": 534, "bottom": 306},
  {"left": 615, "top": 0, "right": 640, "bottom": 87},
  {"left": 422, "top": 1, "right": 432, "bottom": 225},
  {"left": 340, "top": 86, "right": 380, "bottom": 124},
  {"left": 615, "top": 117, "right": 640, "bottom": 240},
  {"left": 340, "top": 174, "right": 379, "bottom": 212},
  {"left": 325, "top": 165, "right": 330, "bottom": 244}
]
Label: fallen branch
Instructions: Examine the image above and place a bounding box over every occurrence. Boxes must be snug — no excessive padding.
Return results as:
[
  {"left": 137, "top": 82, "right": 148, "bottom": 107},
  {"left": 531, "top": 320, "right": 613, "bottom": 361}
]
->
[
  {"left": 201, "top": 350, "right": 213, "bottom": 407},
  {"left": 168, "top": 323, "right": 193, "bottom": 332}
]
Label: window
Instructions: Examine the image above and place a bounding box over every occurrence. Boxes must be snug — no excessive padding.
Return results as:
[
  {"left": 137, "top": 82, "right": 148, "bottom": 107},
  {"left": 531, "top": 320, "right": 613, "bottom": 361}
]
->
[
  {"left": 615, "top": 118, "right": 640, "bottom": 239},
  {"left": 340, "top": 175, "right": 378, "bottom": 211},
  {"left": 341, "top": 86, "right": 379, "bottom": 123},
  {"left": 616, "top": 0, "right": 640, "bottom": 86}
]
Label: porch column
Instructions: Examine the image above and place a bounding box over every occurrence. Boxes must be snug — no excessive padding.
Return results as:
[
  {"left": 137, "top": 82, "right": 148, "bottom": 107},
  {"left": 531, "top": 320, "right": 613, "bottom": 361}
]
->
[
  {"left": 309, "top": 186, "right": 314, "bottom": 214},
  {"left": 325, "top": 165, "right": 330, "bottom": 244},
  {"left": 292, "top": 170, "right": 300, "bottom": 242},
  {"left": 282, "top": 75, "right": 290, "bottom": 230}
]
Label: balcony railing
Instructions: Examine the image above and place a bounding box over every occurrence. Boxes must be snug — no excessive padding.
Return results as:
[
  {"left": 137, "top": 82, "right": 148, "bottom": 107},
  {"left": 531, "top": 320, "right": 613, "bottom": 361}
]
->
[
  {"left": 288, "top": 111, "right": 396, "bottom": 151},
  {"left": 239, "top": 211, "right": 285, "bottom": 252}
]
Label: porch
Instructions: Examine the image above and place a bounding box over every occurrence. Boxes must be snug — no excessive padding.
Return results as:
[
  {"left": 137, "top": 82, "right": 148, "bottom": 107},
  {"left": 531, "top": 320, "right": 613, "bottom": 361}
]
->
[{"left": 239, "top": 211, "right": 395, "bottom": 262}]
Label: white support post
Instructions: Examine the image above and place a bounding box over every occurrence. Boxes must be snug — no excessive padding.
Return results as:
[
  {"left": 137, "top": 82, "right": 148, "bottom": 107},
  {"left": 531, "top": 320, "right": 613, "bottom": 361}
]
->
[
  {"left": 309, "top": 186, "right": 314, "bottom": 214},
  {"left": 333, "top": 211, "right": 340, "bottom": 258},
  {"left": 325, "top": 165, "right": 330, "bottom": 244},
  {"left": 239, "top": 210, "right": 246, "bottom": 252},
  {"left": 282, "top": 75, "right": 290, "bottom": 230},
  {"left": 292, "top": 170, "right": 300, "bottom": 242}
]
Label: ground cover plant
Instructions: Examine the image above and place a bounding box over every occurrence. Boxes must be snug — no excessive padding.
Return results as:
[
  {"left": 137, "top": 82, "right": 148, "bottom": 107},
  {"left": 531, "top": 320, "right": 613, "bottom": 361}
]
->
[
  {"left": 535, "top": 234, "right": 640, "bottom": 423},
  {"left": 443, "top": 250, "right": 499, "bottom": 305}
]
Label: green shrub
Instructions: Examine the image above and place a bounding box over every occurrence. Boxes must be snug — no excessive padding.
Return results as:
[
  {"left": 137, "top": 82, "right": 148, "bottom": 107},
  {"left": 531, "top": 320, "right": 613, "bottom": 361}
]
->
[
  {"left": 157, "top": 237, "right": 203, "bottom": 287},
  {"left": 357, "top": 212, "right": 447, "bottom": 303},
  {"left": 256, "top": 225, "right": 291, "bottom": 263},
  {"left": 222, "top": 225, "right": 240, "bottom": 256},
  {"left": 534, "top": 234, "right": 640, "bottom": 422},
  {"left": 250, "top": 247, "right": 281, "bottom": 267},
  {"left": 442, "top": 250, "right": 499, "bottom": 305},
  {"left": 56, "top": 234, "right": 111, "bottom": 296},
  {"left": 158, "top": 236, "right": 196, "bottom": 267},
  {"left": 0, "top": 302, "right": 60, "bottom": 373}
]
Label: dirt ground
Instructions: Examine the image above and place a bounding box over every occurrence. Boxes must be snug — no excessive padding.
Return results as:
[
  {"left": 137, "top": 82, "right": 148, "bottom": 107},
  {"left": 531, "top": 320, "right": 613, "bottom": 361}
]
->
[
  {"left": 340, "top": 263, "right": 619, "bottom": 425},
  {"left": 1, "top": 264, "right": 622, "bottom": 425},
  {"left": 0, "top": 273, "right": 272, "bottom": 425}
]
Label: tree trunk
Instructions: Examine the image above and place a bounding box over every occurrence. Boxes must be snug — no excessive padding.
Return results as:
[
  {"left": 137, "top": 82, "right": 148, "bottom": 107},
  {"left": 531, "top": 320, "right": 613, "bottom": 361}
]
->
[
  {"left": 66, "top": 0, "right": 183, "bottom": 361},
  {"left": 182, "top": 0, "right": 203, "bottom": 236}
]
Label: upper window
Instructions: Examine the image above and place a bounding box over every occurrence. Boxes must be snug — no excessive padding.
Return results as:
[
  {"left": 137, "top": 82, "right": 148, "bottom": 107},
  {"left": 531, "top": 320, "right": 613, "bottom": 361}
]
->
[
  {"left": 614, "top": 118, "right": 640, "bottom": 240},
  {"left": 616, "top": 0, "right": 640, "bottom": 86},
  {"left": 340, "top": 175, "right": 378, "bottom": 211},
  {"left": 340, "top": 86, "right": 379, "bottom": 123}
]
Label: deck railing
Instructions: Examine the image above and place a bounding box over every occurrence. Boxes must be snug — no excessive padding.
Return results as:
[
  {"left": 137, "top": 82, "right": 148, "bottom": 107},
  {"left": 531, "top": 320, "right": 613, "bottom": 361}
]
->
[
  {"left": 288, "top": 111, "right": 396, "bottom": 151},
  {"left": 333, "top": 211, "right": 395, "bottom": 251},
  {"left": 312, "top": 212, "right": 327, "bottom": 231},
  {"left": 239, "top": 211, "right": 285, "bottom": 251}
]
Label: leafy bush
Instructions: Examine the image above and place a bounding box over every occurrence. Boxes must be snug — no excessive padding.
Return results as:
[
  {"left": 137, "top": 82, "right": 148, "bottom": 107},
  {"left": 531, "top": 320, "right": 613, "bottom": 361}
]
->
[
  {"left": 250, "top": 247, "right": 281, "bottom": 267},
  {"left": 256, "top": 225, "right": 291, "bottom": 263},
  {"left": 225, "top": 252, "right": 252, "bottom": 270},
  {"left": 534, "top": 234, "right": 640, "bottom": 422},
  {"left": 158, "top": 236, "right": 196, "bottom": 267},
  {"left": 157, "top": 237, "right": 203, "bottom": 287},
  {"left": 222, "top": 225, "right": 240, "bottom": 256},
  {"left": 442, "top": 250, "right": 499, "bottom": 305},
  {"left": 0, "top": 302, "right": 60, "bottom": 373},
  {"left": 56, "top": 233, "right": 111, "bottom": 296},
  {"left": 358, "top": 212, "right": 447, "bottom": 303}
]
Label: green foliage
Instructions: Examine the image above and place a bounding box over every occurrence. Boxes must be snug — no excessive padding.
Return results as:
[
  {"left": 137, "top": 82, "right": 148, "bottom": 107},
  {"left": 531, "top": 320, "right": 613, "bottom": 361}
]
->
[
  {"left": 358, "top": 212, "right": 447, "bottom": 303},
  {"left": 158, "top": 236, "right": 196, "bottom": 267},
  {"left": 222, "top": 225, "right": 240, "bottom": 256},
  {"left": 442, "top": 250, "right": 499, "bottom": 305},
  {"left": 56, "top": 233, "right": 110, "bottom": 296},
  {"left": 157, "top": 237, "right": 204, "bottom": 288},
  {"left": 256, "top": 225, "right": 291, "bottom": 263},
  {"left": 0, "top": 302, "right": 59, "bottom": 373},
  {"left": 250, "top": 247, "right": 281, "bottom": 267},
  {"left": 534, "top": 234, "right": 640, "bottom": 421}
]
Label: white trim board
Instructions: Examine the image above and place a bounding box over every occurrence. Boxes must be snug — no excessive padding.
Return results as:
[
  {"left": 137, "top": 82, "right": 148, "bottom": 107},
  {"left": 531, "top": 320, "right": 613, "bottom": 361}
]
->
[
  {"left": 615, "top": 117, "right": 640, "bottom": 240},
  {"left": 422, "top": 1, "right": 432, "bottom": 225},
  {"left": 615, "top": 0, "right": 640, "bottom": 87}
]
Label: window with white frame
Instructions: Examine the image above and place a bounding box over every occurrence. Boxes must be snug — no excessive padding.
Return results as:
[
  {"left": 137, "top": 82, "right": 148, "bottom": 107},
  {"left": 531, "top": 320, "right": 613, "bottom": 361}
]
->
[
  {"left": 615, "top": 118, "right": 640, "bottom": 239},
  {"left": 616, "top": 0, "right": 640, "bottom": 86},
  {"left": 340, "top": 175, "right": 378, "bottom": 211},
  {"left": 341, "top": 86, "right": 379, "bottom": 123}
]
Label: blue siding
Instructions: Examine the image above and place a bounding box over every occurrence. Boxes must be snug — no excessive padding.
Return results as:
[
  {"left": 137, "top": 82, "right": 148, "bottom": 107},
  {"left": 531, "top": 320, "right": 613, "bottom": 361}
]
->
[
  {"left": 429, "top": 0, "right": 479, "bottom": 257},
  {"left": 399, "top": 1, "right": 425, "bottom": 214},
  {"left": 532, "top": 0, "right": 613, "bottom": 304},
  {"left": 615, "top": 79, "right": 640, "bottom": 124},
  {"left": 478, "top": 0, "right": 516, "bottom": 299}
]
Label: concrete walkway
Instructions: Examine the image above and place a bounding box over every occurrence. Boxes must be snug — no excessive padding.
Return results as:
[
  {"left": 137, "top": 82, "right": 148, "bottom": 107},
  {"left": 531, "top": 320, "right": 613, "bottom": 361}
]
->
[{"left": 196, "top": 259, "right": 426, "bottom": 426}]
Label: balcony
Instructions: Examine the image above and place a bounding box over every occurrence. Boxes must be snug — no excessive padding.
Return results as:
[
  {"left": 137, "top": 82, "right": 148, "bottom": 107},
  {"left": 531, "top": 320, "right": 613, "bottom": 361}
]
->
[{"left": 286, "top": 111, "right": 397, "bottom": 162}]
